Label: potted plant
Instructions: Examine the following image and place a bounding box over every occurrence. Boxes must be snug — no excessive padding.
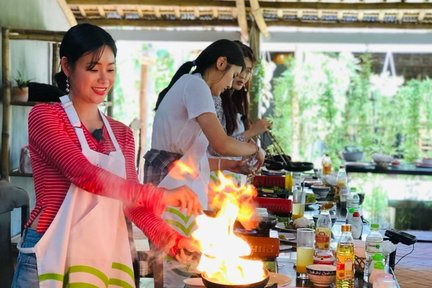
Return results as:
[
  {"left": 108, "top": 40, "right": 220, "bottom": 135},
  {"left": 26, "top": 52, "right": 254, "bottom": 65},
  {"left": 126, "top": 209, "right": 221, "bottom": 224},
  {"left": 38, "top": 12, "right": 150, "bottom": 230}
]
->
[{"left": 12, "top": 70, "right": 31, "bottom": 102}]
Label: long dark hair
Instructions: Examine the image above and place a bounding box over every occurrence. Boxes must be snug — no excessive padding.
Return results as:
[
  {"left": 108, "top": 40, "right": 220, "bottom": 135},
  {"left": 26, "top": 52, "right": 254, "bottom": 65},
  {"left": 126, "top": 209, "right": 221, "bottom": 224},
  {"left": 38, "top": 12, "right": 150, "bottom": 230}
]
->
[
  {"left": 221, "top": 41, "right": 256, "bottom": 135},
  {"left": 154, "top": 39, "right": 245, "bottom": 110},
  {"left": 54, "top": 23, "right": 117, "bottom": 92}
]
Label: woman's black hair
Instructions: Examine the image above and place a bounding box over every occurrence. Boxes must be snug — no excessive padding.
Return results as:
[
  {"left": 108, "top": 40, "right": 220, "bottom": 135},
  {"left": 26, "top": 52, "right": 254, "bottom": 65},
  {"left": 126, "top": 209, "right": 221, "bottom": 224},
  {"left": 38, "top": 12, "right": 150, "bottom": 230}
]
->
[
  {"left": 221, "top": 41, "right": 256, "bottom": 135},
  {"left": 54, "top": 23, "right": 117, "bottom": 92},
  {"left": 154, "top": 39, "right": 245, "bottom": 110}
]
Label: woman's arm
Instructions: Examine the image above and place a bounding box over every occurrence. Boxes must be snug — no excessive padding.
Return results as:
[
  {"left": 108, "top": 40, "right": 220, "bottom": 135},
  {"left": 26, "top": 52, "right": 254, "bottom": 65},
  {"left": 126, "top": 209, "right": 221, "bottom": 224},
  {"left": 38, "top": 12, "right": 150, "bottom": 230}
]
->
[
  {"left": 30, "top": 104, "right": 201, "bottom": 215},
  {"left": 197, "top": 112, "right": 258, "bottom": 157},
  {"left": 209, "top": 158, "right": 247, "bottom": 174}
]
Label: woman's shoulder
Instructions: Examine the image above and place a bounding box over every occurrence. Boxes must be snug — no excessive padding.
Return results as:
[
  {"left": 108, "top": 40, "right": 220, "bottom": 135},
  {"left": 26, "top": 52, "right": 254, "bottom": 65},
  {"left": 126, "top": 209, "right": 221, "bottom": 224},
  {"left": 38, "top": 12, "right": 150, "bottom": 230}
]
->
[
  {"left": 29, "top": 102, "right": 64, "bottom": 118},
  {"left": 180, "top": 73, "right": 206, "bottom": 85}
]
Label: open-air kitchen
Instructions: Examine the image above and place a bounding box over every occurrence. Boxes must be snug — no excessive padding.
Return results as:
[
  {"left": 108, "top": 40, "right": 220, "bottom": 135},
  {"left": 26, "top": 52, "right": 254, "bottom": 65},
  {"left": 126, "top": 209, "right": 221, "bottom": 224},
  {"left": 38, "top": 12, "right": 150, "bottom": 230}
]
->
[{"left": 2, "top": 1, "right": 432, "bottom": 288}]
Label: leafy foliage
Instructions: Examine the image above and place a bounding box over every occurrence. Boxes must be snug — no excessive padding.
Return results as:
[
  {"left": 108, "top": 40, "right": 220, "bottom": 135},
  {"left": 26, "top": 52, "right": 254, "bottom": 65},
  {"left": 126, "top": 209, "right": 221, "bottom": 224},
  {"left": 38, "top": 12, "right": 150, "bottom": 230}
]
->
[
  {"left": 269, "top": 52, "right": 432, "bottom": 165},
  {"left": 14, "top": 70, "right": 31, "bottom": 88}
]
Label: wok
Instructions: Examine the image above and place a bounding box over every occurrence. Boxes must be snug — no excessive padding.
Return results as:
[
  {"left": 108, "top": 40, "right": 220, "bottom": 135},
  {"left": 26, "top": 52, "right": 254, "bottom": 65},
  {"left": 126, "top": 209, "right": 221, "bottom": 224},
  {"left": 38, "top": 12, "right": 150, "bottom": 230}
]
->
[{"left": 201, "top": 270, "right": 269, "bottom": 288}]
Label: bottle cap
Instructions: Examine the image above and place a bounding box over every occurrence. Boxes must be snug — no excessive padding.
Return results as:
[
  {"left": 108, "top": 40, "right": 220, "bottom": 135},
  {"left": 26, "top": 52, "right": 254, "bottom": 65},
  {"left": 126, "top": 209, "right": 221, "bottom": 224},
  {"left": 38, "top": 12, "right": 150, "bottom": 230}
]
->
[
  {"left": 371, "top": 223, "right": 380, "bottom": 230},
  {"left": 349, "top": 207, "right": 356, "bottom": 213},
  {"left": 341, "top": 224, "right": 352, "bottom": 232},
  {"left": 353, "top": 211, "right": 361, "bottom": 217}
]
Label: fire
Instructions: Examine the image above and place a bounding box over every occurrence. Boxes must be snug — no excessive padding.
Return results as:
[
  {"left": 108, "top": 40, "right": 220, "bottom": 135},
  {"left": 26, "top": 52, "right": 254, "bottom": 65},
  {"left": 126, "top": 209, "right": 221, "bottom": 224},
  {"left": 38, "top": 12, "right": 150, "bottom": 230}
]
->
[{"left": 192, "top": 173, "right": 266, "bottom": 285}]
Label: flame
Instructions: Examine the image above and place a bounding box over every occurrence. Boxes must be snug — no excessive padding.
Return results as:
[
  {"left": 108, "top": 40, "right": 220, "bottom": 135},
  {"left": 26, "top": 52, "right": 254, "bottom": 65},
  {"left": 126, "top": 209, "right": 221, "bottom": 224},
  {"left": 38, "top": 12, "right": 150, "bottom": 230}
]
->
[{"left": 192, "top": 173, "right": 265, "bottom": 285}]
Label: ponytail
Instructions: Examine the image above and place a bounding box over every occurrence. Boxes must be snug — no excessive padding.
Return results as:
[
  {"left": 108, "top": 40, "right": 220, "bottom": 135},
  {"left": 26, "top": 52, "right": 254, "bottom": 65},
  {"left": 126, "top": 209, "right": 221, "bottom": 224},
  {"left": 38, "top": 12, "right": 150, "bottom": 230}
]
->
[
  {"left": 54, "top": 71, "right": 68, "bottom": 93},
  {"left": 154, "top": 61, "right": 195, "bottom": 110},
  {"left": 155, "top": 39, "right": 244, "bottom": 110}
]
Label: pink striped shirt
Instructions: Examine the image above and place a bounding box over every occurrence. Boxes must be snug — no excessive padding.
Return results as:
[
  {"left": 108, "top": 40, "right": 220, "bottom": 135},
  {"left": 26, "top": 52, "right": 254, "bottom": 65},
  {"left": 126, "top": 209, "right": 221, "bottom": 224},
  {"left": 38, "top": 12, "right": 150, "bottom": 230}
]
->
[{"left": 27, "top": 103, "right": 181, "bottom": 253}]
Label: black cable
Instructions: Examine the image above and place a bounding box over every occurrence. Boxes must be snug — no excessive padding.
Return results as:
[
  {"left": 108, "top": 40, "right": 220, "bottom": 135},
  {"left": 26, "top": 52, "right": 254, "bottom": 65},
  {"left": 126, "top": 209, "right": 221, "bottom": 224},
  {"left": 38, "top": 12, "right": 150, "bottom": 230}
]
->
[{"left": 395, "top": 244, "right": 415, "bottom": 266}]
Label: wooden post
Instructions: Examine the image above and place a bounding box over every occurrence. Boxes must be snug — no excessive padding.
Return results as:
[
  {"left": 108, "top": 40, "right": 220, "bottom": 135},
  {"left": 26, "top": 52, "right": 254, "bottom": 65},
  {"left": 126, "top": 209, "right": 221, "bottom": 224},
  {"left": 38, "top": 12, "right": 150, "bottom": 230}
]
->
[
  {"left": 52, "top": 42, "right": 60, "bottom": 85},
  {"left": 138, "top": 61, "right": 149, "bottom": 178},
  {"left": 249, "top": 21, "right": 261, "bottom": 122},
  {"left": 107, "top": 90, "right": 113, "bottom": 117},
  {"left": 291, "top": 48, "right": 302, "bottom": 159},
  {"left": 2, "top": 27, "right": 11, "bottom": 180}
]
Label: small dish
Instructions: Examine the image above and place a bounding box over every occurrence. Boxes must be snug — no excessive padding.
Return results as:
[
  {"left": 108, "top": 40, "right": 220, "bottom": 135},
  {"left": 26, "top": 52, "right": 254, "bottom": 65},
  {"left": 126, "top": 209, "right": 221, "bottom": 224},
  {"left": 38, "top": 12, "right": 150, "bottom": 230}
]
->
[{"left": 311, "top": 185, "right": 331, "bottom": 200}]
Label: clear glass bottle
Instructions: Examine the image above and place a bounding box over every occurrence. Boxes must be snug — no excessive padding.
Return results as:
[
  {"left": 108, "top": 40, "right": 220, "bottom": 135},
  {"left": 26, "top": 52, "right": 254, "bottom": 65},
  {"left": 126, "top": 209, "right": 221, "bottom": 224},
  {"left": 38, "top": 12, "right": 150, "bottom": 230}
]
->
[
  {"left": 347, "top": 191, "right": 360, "bottom": 212},
  {"left": 315, "top": 209, "right": 332, "bottom": 252},
  {"left": 364, "top": 223, "right": 383, "bottom": 282},
  {"left": 336, "top": 166, "right": 349, "bottom": 217},
  {"left": 336, "top": 224, "right": 355, "bottom": 288},
  {"left": 369, "top": 253, "right": 386, "bottom": 284}
]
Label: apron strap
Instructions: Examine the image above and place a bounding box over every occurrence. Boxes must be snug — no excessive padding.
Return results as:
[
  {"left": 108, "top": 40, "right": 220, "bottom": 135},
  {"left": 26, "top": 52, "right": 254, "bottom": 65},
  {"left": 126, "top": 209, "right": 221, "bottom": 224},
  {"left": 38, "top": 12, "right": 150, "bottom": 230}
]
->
[
  {"left": 60, "top": 95, "right": 81, "bottom": 128},
  {"left": 100, "top": 113, "right": 121, "bottom": 153},
  {"left": 60, "top": 95, "right": 91, "bottom": 151}
]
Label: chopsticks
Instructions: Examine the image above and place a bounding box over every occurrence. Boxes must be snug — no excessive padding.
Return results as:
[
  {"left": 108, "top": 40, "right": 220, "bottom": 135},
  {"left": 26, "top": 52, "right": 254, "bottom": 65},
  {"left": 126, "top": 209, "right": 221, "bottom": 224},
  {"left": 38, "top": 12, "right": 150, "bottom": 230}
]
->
[{"left": 260, "top": 131, "right": 289, "bottom": 167}]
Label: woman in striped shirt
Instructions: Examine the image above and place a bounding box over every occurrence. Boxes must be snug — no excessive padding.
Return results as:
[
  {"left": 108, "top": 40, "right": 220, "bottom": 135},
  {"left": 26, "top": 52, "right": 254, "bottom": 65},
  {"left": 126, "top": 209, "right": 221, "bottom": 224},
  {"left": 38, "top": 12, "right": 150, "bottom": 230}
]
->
[{"left": 12, "top": 23, "right": 201, "bottom": 288}]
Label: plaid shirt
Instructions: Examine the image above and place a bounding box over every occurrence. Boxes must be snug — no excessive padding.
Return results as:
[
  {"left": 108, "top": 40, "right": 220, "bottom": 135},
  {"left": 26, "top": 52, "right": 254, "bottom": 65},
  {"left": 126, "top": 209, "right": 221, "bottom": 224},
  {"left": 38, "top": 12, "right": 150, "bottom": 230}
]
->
[{"left": 143, "top": 149, "right": 183, "bottom": 185}]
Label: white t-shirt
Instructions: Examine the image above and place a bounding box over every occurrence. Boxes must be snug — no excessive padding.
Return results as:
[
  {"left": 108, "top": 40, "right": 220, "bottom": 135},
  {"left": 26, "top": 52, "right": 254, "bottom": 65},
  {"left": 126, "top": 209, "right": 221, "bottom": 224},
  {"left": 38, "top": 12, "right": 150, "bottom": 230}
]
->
[{"left": 151, "top": 73, "right": 216, "bottom": 154}]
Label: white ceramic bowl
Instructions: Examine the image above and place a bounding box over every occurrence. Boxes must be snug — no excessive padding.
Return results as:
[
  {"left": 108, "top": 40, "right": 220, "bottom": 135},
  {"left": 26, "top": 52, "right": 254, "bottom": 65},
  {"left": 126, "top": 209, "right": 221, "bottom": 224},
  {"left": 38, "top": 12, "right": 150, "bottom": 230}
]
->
[
  {"left": 306, "top": 264, "right": 336, "bottom": 287},
  {"left": 372, "top": 153, "right": 393, "bottom": 168}
]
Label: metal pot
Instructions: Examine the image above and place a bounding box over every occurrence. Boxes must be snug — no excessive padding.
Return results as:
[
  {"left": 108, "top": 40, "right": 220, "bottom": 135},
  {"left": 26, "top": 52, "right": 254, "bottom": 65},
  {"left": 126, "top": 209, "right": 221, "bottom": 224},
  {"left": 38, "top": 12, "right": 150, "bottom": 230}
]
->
[{"left": 201, "top": 270, "right": 269, "bottom": 288}]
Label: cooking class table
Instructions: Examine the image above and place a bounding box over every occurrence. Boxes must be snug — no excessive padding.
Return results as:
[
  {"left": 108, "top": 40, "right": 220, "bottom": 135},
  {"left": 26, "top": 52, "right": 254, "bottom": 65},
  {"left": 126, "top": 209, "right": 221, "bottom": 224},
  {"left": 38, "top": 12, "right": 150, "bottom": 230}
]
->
[{"left": 274, "top": 207, "right": 400, "bottom": 287}]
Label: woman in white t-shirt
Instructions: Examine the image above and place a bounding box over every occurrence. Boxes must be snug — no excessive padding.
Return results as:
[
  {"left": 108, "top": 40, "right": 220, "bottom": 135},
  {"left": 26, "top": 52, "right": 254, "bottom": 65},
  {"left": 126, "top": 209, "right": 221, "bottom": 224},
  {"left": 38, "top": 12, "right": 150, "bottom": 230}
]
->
[
  {"left": 143, "top": 39, "right": 265, "bottom": 288},
  {"left": 208, "top": 41, "right": 271, "bottom": 187}
]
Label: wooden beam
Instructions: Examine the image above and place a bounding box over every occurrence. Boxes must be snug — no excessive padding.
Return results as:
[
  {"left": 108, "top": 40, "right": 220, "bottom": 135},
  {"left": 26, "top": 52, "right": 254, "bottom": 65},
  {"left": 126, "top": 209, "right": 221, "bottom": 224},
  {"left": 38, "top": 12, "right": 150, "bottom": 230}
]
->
[
  {"left": 236, "top": 0, "right": 249, "bottom": 42},
  {"left": 258, "top": 2, "right": 432, "bottom": 10},
  {"left": 8, "top": 29, "right": 65, "bottom": 42},
  {"left": 81, "top": 16, "right": 432, "bottom": 30},
  {"left": 66, "top": 0, "right": 432, "bottom": 11},
  {"left": 266, "top": 20, "right": 432, "bottom": 30},
  {"left": 66, "top": 0, "right": 236, "bottom": 8},
  {"left": 250, "top": 0, "right": 269, "bottom": 37},
  {"left": 57, "top": 0, "right": 77, "bottom": 26},
  {"left": 79, "top": 18, "right": 239, "bottom": 27}
]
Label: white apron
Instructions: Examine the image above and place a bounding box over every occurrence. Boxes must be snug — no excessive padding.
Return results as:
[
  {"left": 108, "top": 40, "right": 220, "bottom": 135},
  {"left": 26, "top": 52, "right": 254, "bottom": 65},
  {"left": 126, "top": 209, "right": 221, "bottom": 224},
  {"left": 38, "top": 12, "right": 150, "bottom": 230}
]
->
[
  {"left": 158, "top": 132, "right": 210, "bottom": 288},
  {"left": 19, "top": 95, "right": 135, "bottom": 288}
]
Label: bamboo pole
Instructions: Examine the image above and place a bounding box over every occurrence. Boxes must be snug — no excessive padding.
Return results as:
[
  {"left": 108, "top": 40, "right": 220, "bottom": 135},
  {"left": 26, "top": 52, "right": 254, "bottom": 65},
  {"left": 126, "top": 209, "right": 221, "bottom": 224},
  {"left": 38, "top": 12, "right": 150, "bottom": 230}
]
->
[
  {"left": 235, "top": 0, "right": 249, "bottom": 42},
  {"left": 249, "top": 21, "right": 260, "bottom": 123},
  {"left": 2, "top": 28, "right": 11, "bottom": 180},
  {"left": 8, "top": 29, "right": 65, "bottom": 42},
  {"left": 138, "top": 61, "right": 150, "bottom": 179},
  {"left": 52, "top": 42, "right": 60, "bottom": 85}
]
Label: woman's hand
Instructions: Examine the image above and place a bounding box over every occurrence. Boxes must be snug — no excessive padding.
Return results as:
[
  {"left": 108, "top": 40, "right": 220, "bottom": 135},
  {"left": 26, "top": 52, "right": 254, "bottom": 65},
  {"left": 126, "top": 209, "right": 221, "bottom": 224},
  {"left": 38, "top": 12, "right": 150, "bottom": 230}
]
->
[
  {"left": 174, "top": 237, "right": 201, "bottom": 264},
  {"left": 223, "top": 159, "right": 248, "bottom": 174},
  {"left": 247, "top": 118, "right": 271, "bottom": 138},
  {"left": 162, "top": 186, "right": 203, "bottom": 215}
]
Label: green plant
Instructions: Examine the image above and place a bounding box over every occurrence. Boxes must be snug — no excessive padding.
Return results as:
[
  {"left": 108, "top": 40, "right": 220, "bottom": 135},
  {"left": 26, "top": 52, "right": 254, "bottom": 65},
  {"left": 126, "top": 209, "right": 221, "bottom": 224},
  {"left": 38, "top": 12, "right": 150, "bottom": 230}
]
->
[{"left": 14, "top": 70, "right": 31, "bottom": 88}]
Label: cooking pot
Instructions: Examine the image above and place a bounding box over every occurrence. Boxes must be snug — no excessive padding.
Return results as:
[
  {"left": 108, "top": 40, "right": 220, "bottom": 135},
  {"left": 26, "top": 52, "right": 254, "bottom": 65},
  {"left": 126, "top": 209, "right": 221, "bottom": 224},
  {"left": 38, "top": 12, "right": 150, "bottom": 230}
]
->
[{"left": 201, "top": 270, "right": 269, "bottom": 288}]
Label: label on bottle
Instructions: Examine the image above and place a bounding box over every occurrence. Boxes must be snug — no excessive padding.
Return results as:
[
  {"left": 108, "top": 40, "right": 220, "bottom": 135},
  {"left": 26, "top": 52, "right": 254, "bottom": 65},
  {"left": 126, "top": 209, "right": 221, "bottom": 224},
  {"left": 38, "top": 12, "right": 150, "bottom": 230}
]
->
[
  {"left": 344, "top": 258, "right": 353, "bottom": 278},
  {"left": 315, "top": 228, "right": 331, "bottom": 250},
  {"left": 366, "top": 241, "right": 382, "bottom": 254}
]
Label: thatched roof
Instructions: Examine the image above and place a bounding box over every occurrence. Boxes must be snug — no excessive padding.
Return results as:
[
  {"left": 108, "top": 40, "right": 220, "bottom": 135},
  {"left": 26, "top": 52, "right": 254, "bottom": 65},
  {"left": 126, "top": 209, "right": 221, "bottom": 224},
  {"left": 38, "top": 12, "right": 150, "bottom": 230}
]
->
[{"left": 61, "top": 0, "right": 432, "bottom": 41}]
